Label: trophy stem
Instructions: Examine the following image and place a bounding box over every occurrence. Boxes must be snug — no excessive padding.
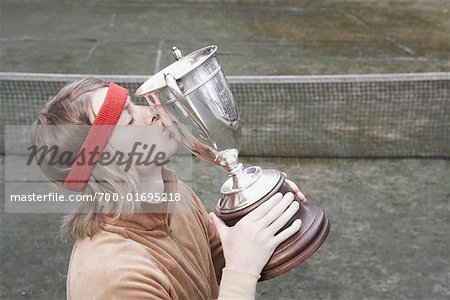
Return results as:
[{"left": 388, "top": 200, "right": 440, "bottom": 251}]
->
[
  {"left": 216, "top": 149, "right": 243, "bottom": 176},
  {"left": 217, "top": 149, "right": 244, "bottom": 191},
  {"left": 216, "top": 149, "right": 278, "bottom": 212}
]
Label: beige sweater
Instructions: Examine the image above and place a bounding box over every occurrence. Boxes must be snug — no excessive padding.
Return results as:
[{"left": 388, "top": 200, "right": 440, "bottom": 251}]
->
[{"left": 66, "top": 167, "right": 260, "bottom": 299}]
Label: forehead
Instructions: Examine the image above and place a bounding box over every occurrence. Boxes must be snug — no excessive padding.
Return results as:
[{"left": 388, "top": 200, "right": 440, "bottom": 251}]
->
[
  {"left": 91, "top": 87, "right": 130, "bottom": 115},
  {"left": 91, "top": 87, "right": 108, "bottom": 115}
]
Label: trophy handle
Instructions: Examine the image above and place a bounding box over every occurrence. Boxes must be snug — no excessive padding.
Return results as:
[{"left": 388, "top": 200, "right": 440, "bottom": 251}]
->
[{"left": 163, "top": 73, "right": 217, "bottom": 148}]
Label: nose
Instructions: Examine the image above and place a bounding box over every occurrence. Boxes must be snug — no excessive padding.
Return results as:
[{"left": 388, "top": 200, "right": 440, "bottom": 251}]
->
[{"left": 142, "top": 106, "right": 161, "bottom": 125}]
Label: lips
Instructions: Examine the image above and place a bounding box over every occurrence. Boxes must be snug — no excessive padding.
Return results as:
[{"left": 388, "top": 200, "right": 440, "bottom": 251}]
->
[
  {"left": 162, "top": 124, "right": 174, "bottom": 139},
  {"left": 162, "top": 121, "right": 178, "bottom": 133}
]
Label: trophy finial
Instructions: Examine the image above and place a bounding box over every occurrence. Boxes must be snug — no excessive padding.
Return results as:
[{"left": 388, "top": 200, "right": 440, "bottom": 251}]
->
[{"left": 172, "top": 46, "right": 183, "bottom": 60}]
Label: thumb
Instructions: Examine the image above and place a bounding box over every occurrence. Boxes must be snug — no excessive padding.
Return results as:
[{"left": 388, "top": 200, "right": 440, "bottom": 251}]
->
[{"left": 209, "top": 212, "right": 228, "bottom": 233}]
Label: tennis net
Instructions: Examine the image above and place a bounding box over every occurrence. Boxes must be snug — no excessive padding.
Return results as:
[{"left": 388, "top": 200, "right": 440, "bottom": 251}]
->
[{"left": 1, "top": 72, "right": 449, "bottom": 158}]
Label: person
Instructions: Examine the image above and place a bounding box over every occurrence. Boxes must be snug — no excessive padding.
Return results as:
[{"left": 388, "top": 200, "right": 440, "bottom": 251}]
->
[{"left": 32, "top": 78, "right": 307, "bottom": 300}]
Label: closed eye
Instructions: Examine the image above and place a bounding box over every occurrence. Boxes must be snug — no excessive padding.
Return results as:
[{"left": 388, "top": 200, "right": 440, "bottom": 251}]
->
[{"left": 123, "top": 99, "right": 135, "bottom": 125}]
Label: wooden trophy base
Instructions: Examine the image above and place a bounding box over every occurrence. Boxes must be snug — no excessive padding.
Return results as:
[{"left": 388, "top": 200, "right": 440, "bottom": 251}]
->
[{"left": 216, "top": 174, "right": 330, "bottom": 281}]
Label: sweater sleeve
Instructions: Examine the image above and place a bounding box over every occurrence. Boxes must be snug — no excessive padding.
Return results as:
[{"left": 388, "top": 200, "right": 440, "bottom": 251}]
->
[
  {"left": 67, "top": 232, "right": 173, "bottom": 300},
  {"left": 206, "top": 212, "right": 226, "bottom": 282},
  {"left": 183, "top": 182, "right": 226, "bottom": 283},
  {"left": 216, "top": 268, "right": 260, "bottom": 300},
  {"left": 178, "top": 180, "right": 259, "bottom": 299}
]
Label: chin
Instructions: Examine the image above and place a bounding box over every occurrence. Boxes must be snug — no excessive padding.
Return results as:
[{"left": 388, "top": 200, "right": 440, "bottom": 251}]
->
[{"left": 165, "top": 138, "right": 182, "bottom": 158}]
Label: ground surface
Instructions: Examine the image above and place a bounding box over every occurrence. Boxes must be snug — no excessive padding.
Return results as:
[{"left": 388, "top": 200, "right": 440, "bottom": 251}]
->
[
  {"left": 1, "top": 0, "right": 449, "bottom": 75},
  {"left": 1, "top": 156, "right": 450, "bottom": 299}
]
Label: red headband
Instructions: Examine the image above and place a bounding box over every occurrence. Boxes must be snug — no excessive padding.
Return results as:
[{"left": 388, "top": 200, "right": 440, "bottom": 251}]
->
[{"left": 63, "top": 82, "right": 128, "bottom": 191}]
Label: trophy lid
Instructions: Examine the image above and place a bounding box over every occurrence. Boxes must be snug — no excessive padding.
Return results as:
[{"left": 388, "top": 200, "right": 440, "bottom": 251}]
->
[{"left": 135, "top": 45, "right": 217, "bottom": 96}]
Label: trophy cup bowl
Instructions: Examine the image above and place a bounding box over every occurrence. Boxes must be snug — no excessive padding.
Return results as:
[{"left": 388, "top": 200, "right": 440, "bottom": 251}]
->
[{"left": 136, "top": 45, "right": 330, "bottom": 281}]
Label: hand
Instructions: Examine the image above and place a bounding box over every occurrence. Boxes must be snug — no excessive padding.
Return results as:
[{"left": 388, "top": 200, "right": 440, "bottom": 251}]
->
[
  {"left": 209, "top": 192, "right": 302, "bottom": 275},
  {"left": 282, "top": 172, "right": 308, "bottom": 203}
]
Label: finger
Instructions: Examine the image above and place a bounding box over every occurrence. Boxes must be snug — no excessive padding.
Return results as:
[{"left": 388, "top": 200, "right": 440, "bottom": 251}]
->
[
  {"left": 244, "top": 192, "right": 283, "bottom": 222},
  {"left": 273, "top": 219, "right": 302, "bottom": 246},
  {"left": 267, "top": 200, "right": 300, "bottom": 235},
  {"left": 292, "top": 186, "right": 307, "bottom": 202},
  {"left": 257, "top": 192, "right": 295, "bottom": 227},
  {"left": 285, "top": 179, "right": 299, "bottom": 193},
  {"left": 286, "top": 179, "right": 307, "bottom": 202},
  {"left": 297, "top": 190, "right": 307, "bottom": 202},
  {"left": 209, "top": 212, "right": 228, "bottom": 234}
]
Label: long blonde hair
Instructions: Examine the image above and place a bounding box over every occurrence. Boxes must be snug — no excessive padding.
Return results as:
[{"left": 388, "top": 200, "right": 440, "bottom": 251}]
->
[{"left": 32, "top": 78, "right": 140, "bottom": 241}]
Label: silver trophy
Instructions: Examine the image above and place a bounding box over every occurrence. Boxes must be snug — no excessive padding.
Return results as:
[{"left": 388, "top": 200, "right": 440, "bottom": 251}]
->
[{"left": 136, "top": 45, "right": 330, "bottom": 280}]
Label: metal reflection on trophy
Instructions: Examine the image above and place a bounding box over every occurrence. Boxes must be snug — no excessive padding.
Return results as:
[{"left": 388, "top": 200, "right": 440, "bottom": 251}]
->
[{"left": 136, "top": 45, "right": 330, "bottom": 281}]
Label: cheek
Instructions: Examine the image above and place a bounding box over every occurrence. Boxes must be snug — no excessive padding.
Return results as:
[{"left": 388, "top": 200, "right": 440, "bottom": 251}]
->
[
  {"left": 117, "top": 113, "right": 130, "bottom": 125},
  {"left": 108, "top": 125, "right": 172, "bottom": 158},
  {"left": 144, "top": 125, "right": 166, "bottom": 145},
  {"left": 109, "top": 127, "right": 143, "bottom": 152},
  {"left": 108, "top": 135, "right": 133, "bottom": 154}
]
